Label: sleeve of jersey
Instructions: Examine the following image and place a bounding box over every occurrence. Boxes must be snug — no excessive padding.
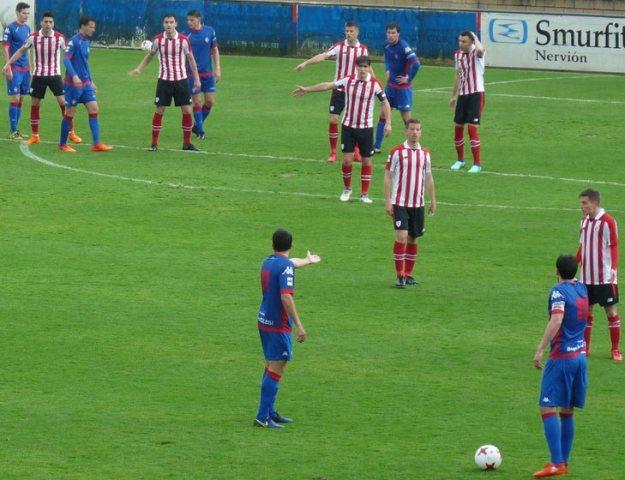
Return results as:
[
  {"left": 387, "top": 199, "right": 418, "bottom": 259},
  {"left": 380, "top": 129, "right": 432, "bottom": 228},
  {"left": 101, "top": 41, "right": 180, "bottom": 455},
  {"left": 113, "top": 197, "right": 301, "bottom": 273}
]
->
[
  {"left": 279, "top": 267, "right": 295, "bottom": 295},
  {"left": 182, "top": 38, "right": 190, "bottom": 56},
  {"left": 2, "top": 27, "right": 10, "bottom": 44},
  {"left": 376, "top": 81, "right": 386, "bottom": 101},
  {"left": 549, "top": 289, "right": 566, "bottom": 315},
  {"left": 23, "top": 34, "right": 34, "bottom": 48},
  {"left": 63, "top": 41, "right": 76, "bottom": 77},
  {"left": 334, "top": 76, "right": 348, "bottom": 89},
  {"left": 425, "top": 150, "right": 432, "bottom": 173},
  {"left": 150, "top": 38, "right": 159, "bottom": 54},
  {"left": 408, "top": 56, "right": 421, "bottom": 81},
  {"left": 326, "top": 44, "right": 338, "bottom": 58},
  {"left": 606, "top": 218, "right": 619, "bottom": 268},
  {"left": 385, "top": 149, "right": 397, "bottom": 171}
]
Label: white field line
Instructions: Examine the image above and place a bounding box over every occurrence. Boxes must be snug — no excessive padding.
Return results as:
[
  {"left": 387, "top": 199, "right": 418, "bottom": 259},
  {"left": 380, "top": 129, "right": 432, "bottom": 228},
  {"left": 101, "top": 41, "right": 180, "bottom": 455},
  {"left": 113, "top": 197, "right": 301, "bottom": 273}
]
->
[
  {"left": 6, "top": 138, "right": 625, "bottom": 189},
  {"left": 20, "top": 143, "right": 584, "bottom": 212}
]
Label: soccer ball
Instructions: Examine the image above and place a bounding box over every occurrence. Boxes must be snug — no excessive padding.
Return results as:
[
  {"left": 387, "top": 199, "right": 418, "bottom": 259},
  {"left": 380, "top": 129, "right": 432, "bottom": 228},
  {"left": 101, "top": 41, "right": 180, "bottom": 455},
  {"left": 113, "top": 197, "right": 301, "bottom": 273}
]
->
[
  {"left": 140, "top": 40, "right": 153, "bottom": 51},
  {"left": 474, "top": 444, "right": 502, "bottom": 470}
]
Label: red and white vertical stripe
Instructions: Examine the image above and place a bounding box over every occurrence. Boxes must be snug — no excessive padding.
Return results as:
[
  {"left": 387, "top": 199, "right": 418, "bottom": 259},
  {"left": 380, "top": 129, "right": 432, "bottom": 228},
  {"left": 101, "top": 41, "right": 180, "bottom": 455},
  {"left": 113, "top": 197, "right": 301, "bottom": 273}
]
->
[
  {"left": 25, "top": 30, "right": 66, "bottom": 76},
  {"left": 335, "top": 74, "right": 384, "bottom": 129},
  {"left": 326, "top": 40, "right": 368, "bottom": 87},
  {"left": 386, "top": 142, "right": 432, "bottom": 208},
  {"left": 579, "top": 209, "right": 619, "bottom": 285},
  {"left": 153, "top": 32, "right": 190, "bottom": 81},
  {"left": 454, "top": 47, "right": 485, "bottom": 95}
]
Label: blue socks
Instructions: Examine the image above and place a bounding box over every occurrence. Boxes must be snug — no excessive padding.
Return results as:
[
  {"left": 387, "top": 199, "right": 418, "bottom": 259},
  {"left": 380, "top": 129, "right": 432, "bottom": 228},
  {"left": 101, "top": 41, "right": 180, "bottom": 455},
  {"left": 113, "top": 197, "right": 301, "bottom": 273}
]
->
[
  {"left": 374, "top": 119, "right": 386, "bottom": 149},
  {"left": 560, "top": 412, "right": 575, "bottom": 464},
  {"left": 9, "top": 102, "right": 19, "bottom": 132},
  {"left": 59, "top": 116, "right": 72, "bottom": 146},
  {"left": 193, "top": 107, "right": 203, "bottom": 132},
  {"left": 256, "top": 369, "right": 281, "bottom": 421},
  {"left": 89, "top": 113, "right": 101, "bottom": 144},
  {"left": 202, "top": 105, "right": 211, "bottom": 122},
  {"left": 542, "top": 412, "right": 564, "bottom": 464}
]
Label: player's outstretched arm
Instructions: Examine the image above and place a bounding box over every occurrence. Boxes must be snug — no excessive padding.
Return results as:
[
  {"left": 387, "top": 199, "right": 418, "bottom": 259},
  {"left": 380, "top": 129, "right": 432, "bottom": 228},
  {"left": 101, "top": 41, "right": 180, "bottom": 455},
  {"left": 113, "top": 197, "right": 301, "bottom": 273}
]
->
[
  {"left": 533, "top": 313, "right": 563, "bottom": 369},
  {"left": 292, "top": 82, "right": 335, "bottom": 96},
  {"left": 291, "top": 250, "right": 321, "bottom": 268},
  {"left": 129, "top": 52, "right": 155, "bottom": 76},
  {"left": 281, "top": 294, "right": 307, "bottom": 342},
  {"left": 471, "top": 31, "right": 485, "bottom": 57},
  {"left": 294, "top": 52, "right": 330, "bottom": 72},
  {"left": 425, "top": 171, "right": 436, "bottom": 215}
]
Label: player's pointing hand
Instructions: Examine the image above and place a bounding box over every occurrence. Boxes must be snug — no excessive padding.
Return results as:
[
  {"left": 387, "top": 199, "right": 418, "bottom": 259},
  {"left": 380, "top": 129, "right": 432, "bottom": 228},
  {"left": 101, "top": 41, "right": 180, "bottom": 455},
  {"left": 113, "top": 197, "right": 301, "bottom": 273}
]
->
[
  {"left": 294, "top": 62, "right": 306, "bottom": 72},
  {"left": 306, "top": 250, "right": 321, "bottom": 265},
  {"left": 292, "top": 86, "right": 308, "bottom": 97},
  {"left": 128, "top": 68, "right": 141, "bottom": 77}
]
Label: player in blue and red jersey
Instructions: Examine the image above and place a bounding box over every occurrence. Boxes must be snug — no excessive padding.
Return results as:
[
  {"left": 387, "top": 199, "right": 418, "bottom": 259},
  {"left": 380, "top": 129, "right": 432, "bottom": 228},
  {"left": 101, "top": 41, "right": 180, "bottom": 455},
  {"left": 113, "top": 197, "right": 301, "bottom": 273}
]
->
[
  {"left": 182, "top": 10, "right": 220, "bottom": 140},
  {"left": 58, "top": 16, "right": 111, "bottom": 153},
  {"left": 532, "top": 254, "right": 588, "bottom": 478},
  {"left": 255, "top": 229, "right": 320, "bottom": 429},
  {"left": 2, "top": 2, "right": 31, "bottom": 139},
  {"left": 374, "top": 23, "right": 420, "bottom": 153}
]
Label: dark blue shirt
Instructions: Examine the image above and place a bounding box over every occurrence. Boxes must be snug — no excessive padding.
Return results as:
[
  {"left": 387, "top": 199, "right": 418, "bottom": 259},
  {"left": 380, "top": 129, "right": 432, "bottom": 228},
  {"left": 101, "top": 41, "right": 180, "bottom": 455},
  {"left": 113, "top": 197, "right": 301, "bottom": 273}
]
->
[
  {"left": 258, "top": 254, "right": 295, "bottom": 333},
  {"left": 3, "top": 21, "right": 31, "bottom": 69},
  {"left": 182, "top": 25, "right": 217, "bottom": 76},
  {"left": 64, "top": 33, "right": 92, "bottom": 85},
  {"left": 547, "top": 280, "right": 588, "bottom": 358},
  {"left": 384, "top": 39, "right": 419, "bottom": 89}
]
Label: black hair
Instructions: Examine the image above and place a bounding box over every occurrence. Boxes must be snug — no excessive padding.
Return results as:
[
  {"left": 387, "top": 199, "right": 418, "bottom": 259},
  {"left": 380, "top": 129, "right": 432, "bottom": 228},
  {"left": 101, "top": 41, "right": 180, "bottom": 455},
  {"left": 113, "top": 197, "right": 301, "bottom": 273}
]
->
[
  {"left": 406, "top": 118, "right": 421, "bottom": 126},
  {"left": 187, "top": 10, "right": 202, "bottom": 19},
  {"left": 579, "top": 188, "right": 600, "bottom": 203},
  {"left": 79, "top": 16, "right": 95, "bottom": 27},
  {"left": 356, "top": 55, "right": 370, "bottom": 66},
  {"left": 41, "top": 11, "right": 54, "bottom": 19},
  {"left": 386, "top": 22, "right": 400, "bottom": 33},
  {"left": 273, "top": 229, "right": 293, "bottom": 252},
  {"left": 16, "top": 3, "right": 30, "bottom": 13},
  {"left": 163, "top": 13, "right": 176, "bottom": 20},
  {"left": 556, "top": 254, "right": 578, "bottom": 280},
  {"left": 345, "top": 20, "right": 358, "bottom": 29}
]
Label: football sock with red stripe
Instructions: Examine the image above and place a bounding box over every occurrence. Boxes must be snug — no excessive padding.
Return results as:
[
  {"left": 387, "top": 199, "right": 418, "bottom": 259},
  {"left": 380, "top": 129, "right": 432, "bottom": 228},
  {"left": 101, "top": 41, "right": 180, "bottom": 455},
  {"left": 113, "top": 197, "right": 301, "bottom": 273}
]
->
[
  {"left": 360, "top": 165, "right": 372, "bottom": 195},
  {"left": 16, "top": 100, "right": 23, "bottom": 126},
  {"left": 256, "top": 368, "right": 281, "bottom": 421},
  {"left": 88, "top": 113, "right": 100, "bottom": 145},
  {"left": 559, "top": 412, "right": 575, "bottom": 464},
  {"left": 193, "top": 106, "right": 203, "bottom": 131},
  {"left": 608, "top": 315, "right": 621, "bottom": 351},
  {"left": 454, "top": 124, "right": 464, "bottom": 161},
  {"left": 30, "top": 105, "right": 40, "bottom": 135},
  {"left": 541, "top": 412, "right": 564, "bottom": 464},
  {"left": 201, "top": 105, "right": 211, "bottom": 123},
  {"left": 182, "top": 113, "right": 192, "bottom": 144},
  {"left": 393, "top": 241, "right": 406, "bottom": 277},
  {"left": 342, "top": 164, "right": 352, "bottom": 189},
  {"left": 59, "top": 115, "right": 72, "bottom": 146},
  {"left": 404, "top": 243, "right": 418, "bottom": 276},
  {"left": 584, "top": 314, "right": 593, "bottom": 354},
  {"left": 152, "top": 112, "right": 163, "bottom": 145},
  {"left": 59, "top": 104, "right": 73, "bottom": 132},
  {"left": 468, "top": 124, "right": 481, "bottom": 165},
  {"left": 329, "top": 123, "right": 338, "bottom": 153}
]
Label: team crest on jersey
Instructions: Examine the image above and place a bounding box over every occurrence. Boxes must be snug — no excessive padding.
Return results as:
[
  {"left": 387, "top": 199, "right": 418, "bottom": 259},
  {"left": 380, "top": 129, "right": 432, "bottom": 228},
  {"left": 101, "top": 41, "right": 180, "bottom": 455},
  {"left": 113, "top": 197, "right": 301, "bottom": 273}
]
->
[{"left": 205, "top": 37, "right": 209, "bottom": 43}]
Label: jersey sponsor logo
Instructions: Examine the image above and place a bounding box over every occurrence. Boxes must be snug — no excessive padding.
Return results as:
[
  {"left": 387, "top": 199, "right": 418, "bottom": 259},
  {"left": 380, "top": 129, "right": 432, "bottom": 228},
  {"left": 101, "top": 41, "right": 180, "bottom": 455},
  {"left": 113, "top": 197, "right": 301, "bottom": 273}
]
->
[
  {"left": 282, "top": 351, "right": 289, "bottom": 356},
  {"left": 282, "top": 266, "right": 294, "bottom": 275},
  {"left": 542, "top": 396, "right": 550, "bottom": 403},
  {"left": 488, "top": 19, "right": 528, "bottom": 44},
  {"left": 551, "top": 290, "right": 564, "bottom": 300}
]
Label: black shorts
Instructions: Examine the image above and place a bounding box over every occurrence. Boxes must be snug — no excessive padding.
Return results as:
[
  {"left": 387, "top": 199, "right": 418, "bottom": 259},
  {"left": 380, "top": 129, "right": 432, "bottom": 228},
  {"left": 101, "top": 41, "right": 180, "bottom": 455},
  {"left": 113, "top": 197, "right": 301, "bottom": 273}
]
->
[
  {"left": 393, "top": 205, "right": 425, "bottom": 239},
  {"left": 155, "top": 79, "right": 192, "bottom": 107},
  {"left": 587, "top": 284, "right": 619, "bottom": 307},
  {"left": 454, "top": 92, "right": 485, "bottom": 125},
  {"left": 329, "top": 89, "right": 345, "bottom": 115},
  {"left": 30, "top": 75, "right": 64, "bottom": 99},
  {"left": 341, "top": 125, "right": 374, "bottom": 157}
]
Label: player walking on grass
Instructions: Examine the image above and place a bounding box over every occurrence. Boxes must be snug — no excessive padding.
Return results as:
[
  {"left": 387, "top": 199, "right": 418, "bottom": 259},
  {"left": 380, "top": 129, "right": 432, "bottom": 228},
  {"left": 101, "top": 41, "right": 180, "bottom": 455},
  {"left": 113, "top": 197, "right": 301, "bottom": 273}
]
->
[
  {"left": 182, "top": 9, "right": 220, "bottom": 140},
  {"left": 449, "top": 31, "right": 485, "bottom": 173},
  {"left": 129, "top": 13, "right": 201, "bottom": 152},
  {"left": 3, "top": 2, "right": 30, "bottom": 140},
  {"left": 3, "top": 11, "right": 81, "bottom": 145},
  {"left": 374, "top": 23, "right": 420, "bottom": 153},
  {"left": 293, "top": 55, "right": 391, "bottom": 204},
  {"left": 294, "top": 20, "right": 368, "bottom": 163},
  {"left": 533, "top": 254, "right": 588, "bottom": 478},
  {"left": 255, "top": 229, "right": 320, "bottom": 429},
  {"left": 384, "top": 119, "right": 435, "bottom": 288},
  {"left": 577, "top": 188, "right": 621, "bottom": 361},
  {"left": 58, "top": 16, "right": 111, "bottom": 153}
]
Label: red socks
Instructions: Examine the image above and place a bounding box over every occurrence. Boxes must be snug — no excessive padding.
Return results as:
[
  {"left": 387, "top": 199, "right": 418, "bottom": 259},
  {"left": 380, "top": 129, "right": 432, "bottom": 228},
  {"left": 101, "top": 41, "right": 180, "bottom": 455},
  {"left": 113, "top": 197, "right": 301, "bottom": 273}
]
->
[
  {"left": 360, "top": 165, "right": 372, "bottom": 195},
  {"left": 30, "top": 105, "right": 40, "bottom": 135},
  {"left": 393, "top": 242, "right": 405, "bottom": 277},
  {"left": 182, "top": 113, "right": 193, "bottom": 144},
  {"left": 454, "top": 125, "right": 464, "bottom": 161},
  {"left": 329, "top": 123, "right": 338, "bottom": 153},
  {"left": 404, "top": 243, "right": 418, "bottom": 276},
  {"left": 608, "top": 315, "right": 621, "bottom": 351},
  {"left": 468, "top": 124, "right": 481, "bottom": 165},
  {"left": 342, "top": 164, "right": 352, "bottom": 189},
  {"left": 152, "top": 112, "right": 163, "bottom": 145}
]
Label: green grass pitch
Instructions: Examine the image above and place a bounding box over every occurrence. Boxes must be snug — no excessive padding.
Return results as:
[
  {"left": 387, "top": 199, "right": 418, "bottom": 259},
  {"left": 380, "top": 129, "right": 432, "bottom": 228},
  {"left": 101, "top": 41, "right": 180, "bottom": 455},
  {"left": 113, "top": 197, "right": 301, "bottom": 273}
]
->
[{"left": 1, "top": 49, "right": 624, "bottom": 479}]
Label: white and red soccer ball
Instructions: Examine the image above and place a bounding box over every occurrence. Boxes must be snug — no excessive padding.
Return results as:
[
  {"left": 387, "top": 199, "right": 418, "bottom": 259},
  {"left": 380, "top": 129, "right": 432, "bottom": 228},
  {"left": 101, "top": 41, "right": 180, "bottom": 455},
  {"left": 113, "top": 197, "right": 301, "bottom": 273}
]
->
[{"left": 474, "top": 444, "right": 502, "bottom": 470}]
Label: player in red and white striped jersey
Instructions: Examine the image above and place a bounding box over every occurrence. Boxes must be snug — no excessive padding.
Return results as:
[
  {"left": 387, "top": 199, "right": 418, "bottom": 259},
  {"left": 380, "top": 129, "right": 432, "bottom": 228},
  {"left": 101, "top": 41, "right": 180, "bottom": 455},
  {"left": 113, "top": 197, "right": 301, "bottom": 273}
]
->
[
  {"left": 129, "top": 14, "right": 201, "bottom": 151},
  {"left": 294, "top": 21, "right": 369, "bottom": 163},
  {"left": 293, "top": 55, "right": 391, "bottom": 204},
  {"left": 576, "top": 189, "right": 621, "bottom": 361},
  {"left": 2, "top": 12, "right": 80, "bottom": 144},
  {"left": 449, "top": 31, "right": 485, "bottom": 173},
  {"left": 384, "top": 119, "right": 436, "bottom": 288}
]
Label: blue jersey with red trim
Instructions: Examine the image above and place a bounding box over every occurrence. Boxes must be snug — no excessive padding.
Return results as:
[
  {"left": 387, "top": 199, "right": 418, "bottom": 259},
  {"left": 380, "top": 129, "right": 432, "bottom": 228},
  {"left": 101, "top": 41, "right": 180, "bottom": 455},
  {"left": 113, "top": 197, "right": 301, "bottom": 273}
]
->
[
  {"left": 384, "top": 39, "right": 419, "bottom": 89},
  {"left": 3, "top": 21, "right": 31, "bottom": 69},
  {"left": 182, "top": 25, "right": 217, "bottom": 76},
  {"left": 547, "top": 280, "right": 588, "bottom": 358},
  {"left": 64, "top": 33, "right": 92, "bottom": 84},
  {"left": 258, "top": 254, "right": 295, "bottom": 333}
]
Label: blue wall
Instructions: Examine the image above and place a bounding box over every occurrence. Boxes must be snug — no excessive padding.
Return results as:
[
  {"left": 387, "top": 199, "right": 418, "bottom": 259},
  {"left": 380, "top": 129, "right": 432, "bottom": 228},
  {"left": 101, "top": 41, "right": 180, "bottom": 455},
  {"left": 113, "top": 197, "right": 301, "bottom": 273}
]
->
[{"left": 35, "top": 0, "right": 476, "bottom": 59}]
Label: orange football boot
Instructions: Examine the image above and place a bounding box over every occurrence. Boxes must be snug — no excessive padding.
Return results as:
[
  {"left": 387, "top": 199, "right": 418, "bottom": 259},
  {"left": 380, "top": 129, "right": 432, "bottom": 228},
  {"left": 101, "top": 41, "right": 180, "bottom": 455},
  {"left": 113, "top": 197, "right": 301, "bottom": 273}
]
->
[
  {"left": 58, "top": 144, "right": 76, "bottom": 153},
  {"left": 91, "top": 142, "right": 113, "bottom": 152},
  {"left": 68, "top": 130, "right": 82, "bottom": 144},
  {"left": 533, "top": 462, "right": 568, "bottom": 478},
  {"left": 27, "top": 134, "right": 40, "bottom": 144}
]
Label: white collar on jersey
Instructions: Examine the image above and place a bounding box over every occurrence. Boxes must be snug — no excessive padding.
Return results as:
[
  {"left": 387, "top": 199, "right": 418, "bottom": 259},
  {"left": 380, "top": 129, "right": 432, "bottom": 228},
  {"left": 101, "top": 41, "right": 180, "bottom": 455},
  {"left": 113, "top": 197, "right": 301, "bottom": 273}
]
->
[
  {"left": 38, "top": 29, "right": 55, "bottom": 37},
  {"left": 589, "top": 208, "right": 606, "bottom": 221},
  {"left": 356, "top": 72, "right": 371, "bottom": 82},
  {"left": 164, "top": 30, "right": 179, "bottom": 40},
  {"left": 403, "top": 140, "right": 422, "bottom": 150},
  {"left": 344, "top": 39, "right": 361, "bottom": 48}
]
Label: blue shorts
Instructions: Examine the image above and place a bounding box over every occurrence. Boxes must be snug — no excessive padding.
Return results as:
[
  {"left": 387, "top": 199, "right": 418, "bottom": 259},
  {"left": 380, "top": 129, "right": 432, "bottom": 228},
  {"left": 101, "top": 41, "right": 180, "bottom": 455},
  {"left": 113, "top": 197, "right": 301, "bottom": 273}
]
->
[
  {"left": 189, "top": 75, "right": 216, "bottom": 94},
  {"left": 539, "top": 356, "right": 588, "bottom": 408},
  {"left": 385, "top": 85, "right": 412, "bottom": 112},
  {"left": 7, "top": 70, "right": 30, "bottom": 96},
  {"left": 65, "top": 85, "right": 97, "bottom": 106},
  {"left": 259, "top": 330, "right": 292, "bottom": 361}
]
